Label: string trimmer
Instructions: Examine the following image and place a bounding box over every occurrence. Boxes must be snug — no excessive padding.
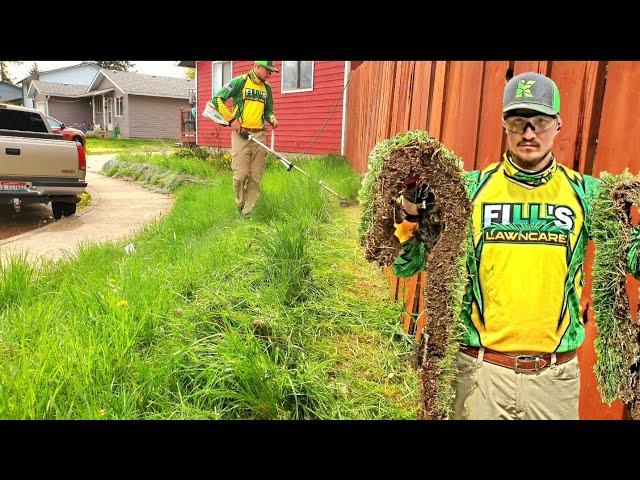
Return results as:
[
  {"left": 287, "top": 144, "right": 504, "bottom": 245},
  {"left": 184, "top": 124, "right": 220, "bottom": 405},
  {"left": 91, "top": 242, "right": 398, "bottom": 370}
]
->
[{"left": 202, "top": 102, "right": 351, "bottom": 206}]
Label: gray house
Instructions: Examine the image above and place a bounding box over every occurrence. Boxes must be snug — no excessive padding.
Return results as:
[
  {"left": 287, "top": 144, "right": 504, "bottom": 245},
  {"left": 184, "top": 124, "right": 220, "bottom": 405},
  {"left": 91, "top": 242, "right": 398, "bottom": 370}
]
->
[
  {"left": 19, "top": 62, "right": 100, "bottom": 109},
  {"left": 27, "top": 80, "right": 92, "bottom": 126},
  {"left": 0, "top": 81, "right": 23, "bottom": 105},
  {"left": 85, "top": 69, "right": 194, "bottom": 138},
  {"left": 24, "top": 68, "right": 194, "bottom": 139}
]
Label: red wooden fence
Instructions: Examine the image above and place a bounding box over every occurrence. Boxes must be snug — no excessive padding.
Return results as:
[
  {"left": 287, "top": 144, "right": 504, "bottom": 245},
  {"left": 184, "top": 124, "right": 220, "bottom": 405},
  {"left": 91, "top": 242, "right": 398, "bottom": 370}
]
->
[{"left": 346, "top": 61, "right": 640, "bottom": 419}]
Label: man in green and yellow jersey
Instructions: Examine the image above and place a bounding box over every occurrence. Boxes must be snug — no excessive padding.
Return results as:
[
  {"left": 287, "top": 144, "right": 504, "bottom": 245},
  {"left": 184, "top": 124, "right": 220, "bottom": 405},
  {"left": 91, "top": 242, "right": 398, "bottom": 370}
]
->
[
  {"left": 211, "top": 61, "right": 279, "bottom": 218},
  {"left": 394, "top": 72, "right": 640, "bottom": 419}
]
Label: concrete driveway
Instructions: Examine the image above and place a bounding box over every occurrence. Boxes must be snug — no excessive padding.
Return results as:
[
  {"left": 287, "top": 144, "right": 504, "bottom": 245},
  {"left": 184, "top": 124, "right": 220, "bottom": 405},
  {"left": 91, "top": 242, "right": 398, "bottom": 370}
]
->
[{"left": 0, "top": 154, "right": 174, "bottom": 265}]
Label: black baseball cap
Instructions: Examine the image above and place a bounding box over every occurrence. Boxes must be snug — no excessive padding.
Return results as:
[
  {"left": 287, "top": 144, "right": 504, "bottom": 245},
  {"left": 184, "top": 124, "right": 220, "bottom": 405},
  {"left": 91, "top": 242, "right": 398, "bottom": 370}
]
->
[{"left": 503, "top": 72, "right": 560, "bottom": 117}]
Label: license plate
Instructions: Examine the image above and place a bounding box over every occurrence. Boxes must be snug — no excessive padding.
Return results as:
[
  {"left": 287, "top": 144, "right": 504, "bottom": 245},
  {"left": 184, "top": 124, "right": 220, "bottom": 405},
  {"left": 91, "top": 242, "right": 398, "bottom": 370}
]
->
[{"left": 0, "top": 181, "right": 29, "bottom": 191}]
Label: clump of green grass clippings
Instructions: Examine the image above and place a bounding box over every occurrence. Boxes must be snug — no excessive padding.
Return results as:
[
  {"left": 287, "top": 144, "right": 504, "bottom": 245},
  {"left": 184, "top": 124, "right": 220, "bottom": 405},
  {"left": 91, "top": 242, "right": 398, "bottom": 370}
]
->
[{"left": 591, "top": 171, "right": 640, "bottom": 412}]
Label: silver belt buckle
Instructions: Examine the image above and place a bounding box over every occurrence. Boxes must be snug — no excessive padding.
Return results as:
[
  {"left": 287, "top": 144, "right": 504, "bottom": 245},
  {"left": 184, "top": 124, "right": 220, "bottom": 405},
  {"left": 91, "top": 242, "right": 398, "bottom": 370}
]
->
[{"left": 514, "top": 354, "right": 542, "bottom": 373}]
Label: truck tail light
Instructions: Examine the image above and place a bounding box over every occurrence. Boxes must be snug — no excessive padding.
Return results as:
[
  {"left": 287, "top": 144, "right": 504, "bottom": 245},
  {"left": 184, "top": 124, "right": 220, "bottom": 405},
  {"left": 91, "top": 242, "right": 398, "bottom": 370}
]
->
[{"left": 77, "top": 143, "right": 86, "bottom": 175}]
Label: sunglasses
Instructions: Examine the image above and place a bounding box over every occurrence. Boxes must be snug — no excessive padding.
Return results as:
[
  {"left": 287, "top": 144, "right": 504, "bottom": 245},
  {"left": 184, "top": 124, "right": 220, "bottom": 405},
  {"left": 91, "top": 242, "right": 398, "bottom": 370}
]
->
[{"left": 503, "top": 115, "right": 557, "bottom": 134}]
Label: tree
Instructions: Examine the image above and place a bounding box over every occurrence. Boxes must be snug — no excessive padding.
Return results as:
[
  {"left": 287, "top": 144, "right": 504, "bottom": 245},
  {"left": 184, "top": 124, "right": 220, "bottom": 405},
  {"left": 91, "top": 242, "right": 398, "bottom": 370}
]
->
[
  {"left": 28, "top": 62, "right": 40, "bottom": 76},
  {"left": 94, "top": 61, "right": 134, "bottom": 71},
  {"left": 0, "top": 61, "right": 22, "bottom": 84},
  {"left": 184, "top": 68, "right": 195, "bottom": 80}
]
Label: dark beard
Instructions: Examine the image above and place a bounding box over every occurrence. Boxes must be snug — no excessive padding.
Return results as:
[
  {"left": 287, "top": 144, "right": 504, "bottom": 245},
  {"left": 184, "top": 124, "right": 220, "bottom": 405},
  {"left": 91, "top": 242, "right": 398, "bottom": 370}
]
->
[{"left": 509, "top": 149, "right": 553, "bottom": 172}]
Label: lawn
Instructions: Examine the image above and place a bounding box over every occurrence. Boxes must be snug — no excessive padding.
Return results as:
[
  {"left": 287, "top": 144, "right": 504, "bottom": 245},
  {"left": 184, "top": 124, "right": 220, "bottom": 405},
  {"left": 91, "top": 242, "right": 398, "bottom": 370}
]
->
[
  {"left": 0, "top": 150, "right": 419, "bottom": 419},
  {"left": 85, "top": 137, "right": 177, "bottom": 155}
]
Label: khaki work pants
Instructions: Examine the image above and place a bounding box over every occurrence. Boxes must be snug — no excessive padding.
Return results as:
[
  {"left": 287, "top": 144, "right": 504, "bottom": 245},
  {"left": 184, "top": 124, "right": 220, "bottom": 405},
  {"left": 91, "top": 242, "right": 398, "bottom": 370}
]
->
[
  {"left": 231, "top": 130, "right": 267, "bottom": 215},
  {"left": 453, "top": 349, "right": 580, "bottom": 420}
]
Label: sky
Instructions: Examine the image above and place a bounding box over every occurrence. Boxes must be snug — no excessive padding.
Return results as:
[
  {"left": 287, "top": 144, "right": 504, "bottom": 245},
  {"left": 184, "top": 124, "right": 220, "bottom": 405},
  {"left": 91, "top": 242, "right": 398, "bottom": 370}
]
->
[{"left": 6, "top": 61, "right": 189, "bottom": 83}]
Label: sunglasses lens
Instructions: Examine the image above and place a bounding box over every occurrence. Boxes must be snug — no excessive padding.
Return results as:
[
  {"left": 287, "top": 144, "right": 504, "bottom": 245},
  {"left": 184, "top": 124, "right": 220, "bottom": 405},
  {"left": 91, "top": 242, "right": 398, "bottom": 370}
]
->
[{"left": 504, "top": 116, "right": 555, "bottom": 133}]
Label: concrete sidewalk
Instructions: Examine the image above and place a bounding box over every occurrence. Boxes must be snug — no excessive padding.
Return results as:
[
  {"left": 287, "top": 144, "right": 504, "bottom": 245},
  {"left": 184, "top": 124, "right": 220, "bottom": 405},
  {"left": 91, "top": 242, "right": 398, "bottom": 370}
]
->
[{"left": 0, "top": 154, "right": 174, "bottom": 265}]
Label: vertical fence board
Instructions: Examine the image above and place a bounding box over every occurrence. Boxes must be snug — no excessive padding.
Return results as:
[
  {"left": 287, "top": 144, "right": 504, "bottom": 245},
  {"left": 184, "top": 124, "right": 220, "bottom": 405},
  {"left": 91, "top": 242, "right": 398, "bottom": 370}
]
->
[
  {"left": 549, "top": 62, "right": 588, "bottom": 169},
  {"left": 575, "top": 62, "right": 602, "bottom": 174},
  {"left": 427, "top": 61, "right": 447, "bottom": 140},
  {"left": 441, "top": 62, "right": 484, "bottom": 170},
  {"left": 476, "top": 61, "right": 510, "bottom": 170},
  {"left": 390, "top": 61, "right": 415, "bottom": 136},
  {"left": 408, "top": 61, "right": 432, "bottom": 131},
  {"left": 513, "top": 60, "right": 547, "bottom": 75}
]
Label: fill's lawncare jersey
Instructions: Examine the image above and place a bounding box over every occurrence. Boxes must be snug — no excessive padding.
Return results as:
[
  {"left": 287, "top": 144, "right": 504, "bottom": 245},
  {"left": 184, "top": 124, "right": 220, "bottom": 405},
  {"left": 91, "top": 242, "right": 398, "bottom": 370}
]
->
[
  {"left": 392, "top": 154, "right": 640, "bottom": 353},
  {"left": 211, "top": 70, "right": 276, "bottom": 130},
  {"left": 462, "top": 154, "right": 594, "bottom": 353}
]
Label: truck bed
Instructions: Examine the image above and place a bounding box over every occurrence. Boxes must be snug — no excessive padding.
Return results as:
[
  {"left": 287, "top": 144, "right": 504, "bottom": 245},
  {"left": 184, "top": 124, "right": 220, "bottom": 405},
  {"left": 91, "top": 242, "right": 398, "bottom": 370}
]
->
[{"left": 1, "top": 133, "right": 83, "bottom": 179}]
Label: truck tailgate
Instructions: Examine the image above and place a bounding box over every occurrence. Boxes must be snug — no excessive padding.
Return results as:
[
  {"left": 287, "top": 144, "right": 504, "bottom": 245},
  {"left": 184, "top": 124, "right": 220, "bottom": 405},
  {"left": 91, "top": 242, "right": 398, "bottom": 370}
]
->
[{"left": 0, "top": 136, "right": 80, "bottom": 179}]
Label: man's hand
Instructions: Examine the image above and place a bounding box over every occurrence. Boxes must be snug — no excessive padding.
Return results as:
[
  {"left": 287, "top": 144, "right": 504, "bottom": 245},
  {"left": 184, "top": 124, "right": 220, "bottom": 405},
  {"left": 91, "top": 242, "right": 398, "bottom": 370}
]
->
[
  {"left": 269, "top": 118, "right": 278, "bottom": 129},
  {"left": 404, "top": 182, "right": 431, "bottom": 205},
  {"left": 402, "top": 182, "right": 432, "bottom": 221},
  {"left": 402, "top": 196, "right": 420, "bottom": 216},
  {"left": 230, "top": 119, "right": 242, "bottom": 134}
]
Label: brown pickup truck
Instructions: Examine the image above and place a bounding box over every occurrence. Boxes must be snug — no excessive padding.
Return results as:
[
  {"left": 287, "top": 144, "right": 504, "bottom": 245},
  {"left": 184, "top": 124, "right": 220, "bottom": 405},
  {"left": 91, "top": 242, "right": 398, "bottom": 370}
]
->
[{"left": 0, "top": 104, "right": 87, "bottom": 219}]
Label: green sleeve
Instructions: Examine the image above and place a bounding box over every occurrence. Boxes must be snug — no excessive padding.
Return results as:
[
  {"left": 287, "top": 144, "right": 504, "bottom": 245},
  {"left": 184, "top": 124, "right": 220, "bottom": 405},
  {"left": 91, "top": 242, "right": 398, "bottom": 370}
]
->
[
  {"left": 583, "top": 174, "right": 600, "bottom": 236},
  {"left": 393, "top": 239, "right": 426, "bottom": 278},
  {"left": 627, "top": 226, "right": 640, "bottom": 278},
  {"left": 263, "top": 82, "right": 276, "bottom": 123},
  {"left": 211, "top": 75, "right": 245, "bottom": 122}
]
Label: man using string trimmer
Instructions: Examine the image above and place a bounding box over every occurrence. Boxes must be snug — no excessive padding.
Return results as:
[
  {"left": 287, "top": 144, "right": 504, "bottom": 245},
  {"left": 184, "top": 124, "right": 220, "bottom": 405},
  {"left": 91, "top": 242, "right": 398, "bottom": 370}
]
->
[
  {"left": 203, "top": 62, "right": 349, "bottom": 207},
  {"left": 206, "top": 61, "right": 279, "bottom": 219}
]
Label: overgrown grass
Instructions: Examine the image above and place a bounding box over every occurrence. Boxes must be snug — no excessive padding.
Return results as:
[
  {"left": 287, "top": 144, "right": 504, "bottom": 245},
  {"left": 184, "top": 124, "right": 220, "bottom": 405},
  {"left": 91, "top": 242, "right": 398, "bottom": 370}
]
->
[
  {"left": 591, "top": 171, "right": 640, "bottom": 404},
  {"left": 0, "top": 150, "right": 418, "bottom": 419},
  {"left": 85, "top": 138, "right": 176, "bottom": 155}
]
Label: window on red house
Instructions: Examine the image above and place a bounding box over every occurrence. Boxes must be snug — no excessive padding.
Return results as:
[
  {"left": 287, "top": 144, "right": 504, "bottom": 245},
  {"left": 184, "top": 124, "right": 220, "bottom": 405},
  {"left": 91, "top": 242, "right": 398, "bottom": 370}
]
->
[
  {"left": 212, "top": 61, "right": 232, "bottom": 95},
  {"left": 282, "top": 61, "right": 313, "bottom": 92}
]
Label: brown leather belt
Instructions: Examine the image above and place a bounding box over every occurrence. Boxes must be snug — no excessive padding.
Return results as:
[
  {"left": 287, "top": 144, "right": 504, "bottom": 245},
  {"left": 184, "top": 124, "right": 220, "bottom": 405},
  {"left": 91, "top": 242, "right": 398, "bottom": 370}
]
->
[
  {"left": 243, "top": 127, "right": 265, "bottom": 133},
  {"left": 460, "top": 345, "right": 576, "bottom": 373}
]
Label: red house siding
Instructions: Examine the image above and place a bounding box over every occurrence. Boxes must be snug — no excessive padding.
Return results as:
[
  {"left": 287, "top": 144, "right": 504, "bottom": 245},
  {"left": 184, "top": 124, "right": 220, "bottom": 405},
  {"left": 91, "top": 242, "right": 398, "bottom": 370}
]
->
[{"left": 196, "top": 61, "right": 347, "bottom": 155}]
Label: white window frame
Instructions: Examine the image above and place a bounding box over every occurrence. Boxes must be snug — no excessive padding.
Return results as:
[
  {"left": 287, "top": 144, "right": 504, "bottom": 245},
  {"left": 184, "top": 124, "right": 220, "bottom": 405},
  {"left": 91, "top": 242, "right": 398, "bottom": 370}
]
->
[
  {"left": 95, "top": 97, "right": 102, "bottom": 113},
  {"left": 281, "top": 61, "right": 314, "bottom": 94},
  {"left": 36, "top": 101, "right": 46, "bottom": 113},
  {"left": 115, "top": 96, "right": 124, "bottom": 117},
  {"left": 212, "top": 61, "right": 233, "bottom": 95}
]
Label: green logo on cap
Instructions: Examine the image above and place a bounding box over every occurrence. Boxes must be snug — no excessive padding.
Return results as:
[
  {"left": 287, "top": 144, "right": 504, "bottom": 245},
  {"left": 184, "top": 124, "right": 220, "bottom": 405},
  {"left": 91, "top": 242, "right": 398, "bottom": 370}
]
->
[{"left": 516, "top": 80, "right": 536, "bottom": 98}]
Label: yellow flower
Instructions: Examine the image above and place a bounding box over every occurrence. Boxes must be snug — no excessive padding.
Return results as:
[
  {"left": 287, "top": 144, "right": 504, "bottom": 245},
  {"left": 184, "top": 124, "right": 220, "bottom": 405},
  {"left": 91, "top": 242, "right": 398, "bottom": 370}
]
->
[{"left": 116, "top": 299, "right": 128, "bottom": 307}]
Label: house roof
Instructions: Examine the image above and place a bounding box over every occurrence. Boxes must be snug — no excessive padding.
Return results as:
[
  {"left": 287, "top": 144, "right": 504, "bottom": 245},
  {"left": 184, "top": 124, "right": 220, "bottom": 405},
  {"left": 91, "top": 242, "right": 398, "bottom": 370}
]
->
[
  {"left": 90, "top": 70, "right": 194, "bottom": 99},
  {"left": 0, "top": 80, "right": 22, "bottom": 90},
  {"left": 28, "top": 80, "right": 89, "bottom": 97},
  {"left": 17, "top": 62, "right": 99, "bottom": 85},
  {"left": 77, "top": 87, "right": 114, "bottom": 97},
  {"left": 0, "top": 81, "right": 22, "bottom": 101}
]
